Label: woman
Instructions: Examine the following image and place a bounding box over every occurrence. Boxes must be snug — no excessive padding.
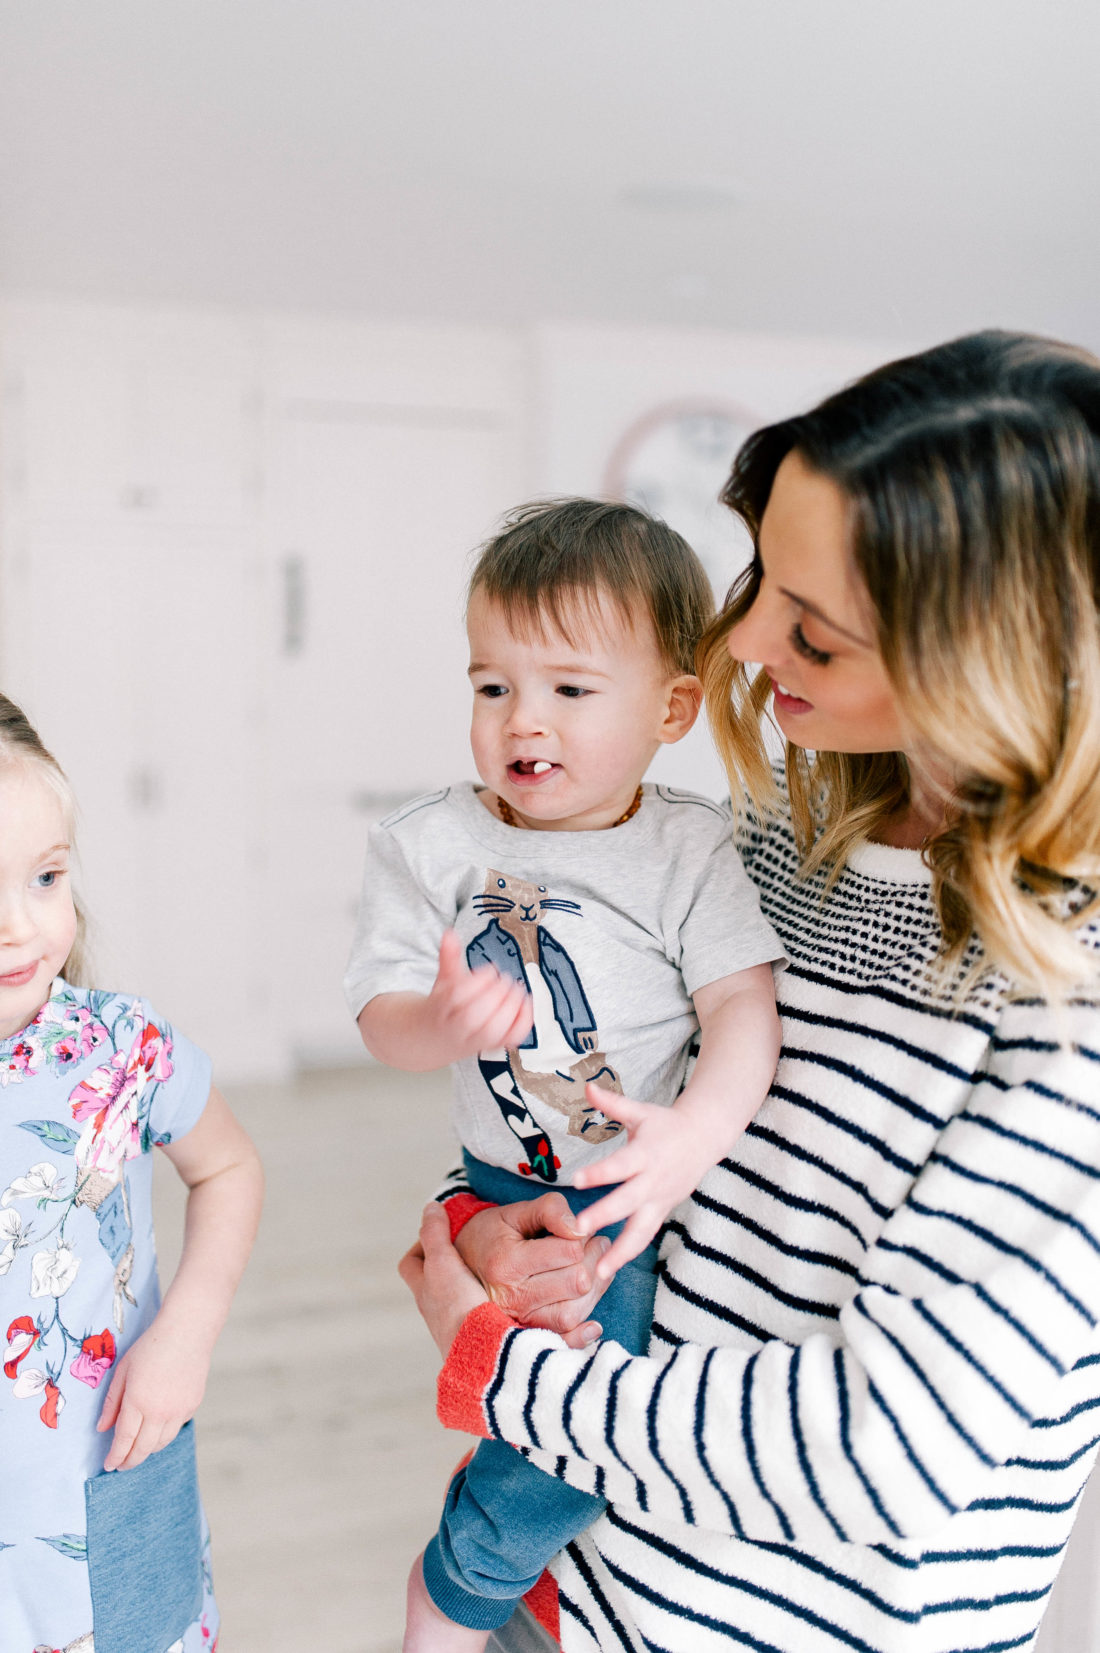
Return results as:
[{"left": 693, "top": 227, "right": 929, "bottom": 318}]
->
[{"left": 401, "top": 330, "right": 1100, "bottom": 1653}]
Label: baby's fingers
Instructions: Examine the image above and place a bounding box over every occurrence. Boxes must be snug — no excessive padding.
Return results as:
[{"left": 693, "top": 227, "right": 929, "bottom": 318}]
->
[
  {"left": 476, "top": 979, "right": 533, "bottom": 1048},
  {"left": 596, "top": 1211, "right": 661, "bottom": 1281}
]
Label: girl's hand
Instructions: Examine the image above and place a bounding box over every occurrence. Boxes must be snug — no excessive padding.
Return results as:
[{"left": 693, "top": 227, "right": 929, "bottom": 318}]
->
[
  {"left": 399, "top": 1203, "right": 494, "bottom": 1358},
  {"left": 427, "top": 930, "right": 534, "bottom": 1061},
  {"left": 97, "top": 1320, "right": 210, "bottom": 1471},
  {"left": 572, "top": 1085, "right": 727, "bottom": 1278}
]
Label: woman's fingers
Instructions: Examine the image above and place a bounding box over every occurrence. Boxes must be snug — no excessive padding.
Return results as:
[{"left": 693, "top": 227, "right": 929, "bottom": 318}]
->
[
  {"left": 397, "top": 1236, "right": 427, "bottom": 1292},
  {"left": 418, "top": 1198, "right": 456, "bottom": 1255},
  {"left": 513, "top": 1190, "right": 585, "bottom": 1240}
]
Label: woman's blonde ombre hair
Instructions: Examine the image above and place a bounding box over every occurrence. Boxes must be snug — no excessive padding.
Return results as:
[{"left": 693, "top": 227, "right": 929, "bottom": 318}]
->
[
  {"left": 699, "top": 330, "right": 1100, "bottom": 996},
  {"left": 0, "top": 693, "right": 90, "bottom": 986}
]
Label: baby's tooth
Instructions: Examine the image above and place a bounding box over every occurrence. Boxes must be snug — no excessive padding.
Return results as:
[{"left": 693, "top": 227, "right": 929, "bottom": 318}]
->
[{"left": 532, "top": 761, "right": 552, "bottom": 774}]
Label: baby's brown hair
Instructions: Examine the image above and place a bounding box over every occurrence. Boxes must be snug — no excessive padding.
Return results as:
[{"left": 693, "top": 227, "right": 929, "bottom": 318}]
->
[{"left": 468, "top": 498, "right": 713, "bottom": 676}]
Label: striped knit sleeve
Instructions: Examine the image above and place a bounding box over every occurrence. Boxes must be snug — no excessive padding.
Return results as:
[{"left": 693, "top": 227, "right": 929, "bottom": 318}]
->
[{"left": 437, "top": 992, "right": 1100, "bottom": 1545}]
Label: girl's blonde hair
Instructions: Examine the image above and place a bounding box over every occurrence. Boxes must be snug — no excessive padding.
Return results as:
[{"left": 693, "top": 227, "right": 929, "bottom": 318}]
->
[
  {"left": 0, "top": 693, "right": 90, "bottom": 986},
  {"left": 699, "top": 330, "right": 1100, "bottom": 996}
]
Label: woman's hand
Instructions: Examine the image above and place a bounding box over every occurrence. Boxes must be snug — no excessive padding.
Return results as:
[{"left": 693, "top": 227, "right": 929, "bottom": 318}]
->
[
  {"left": 399, "top": 1203, "right": 494, "bottom": 1357},
  {"left": 454, "top": 1194, "right": 609, "bottom": 1345},
  {"left": 400, "top": 1200, "right": 607, "bottom": 1357}
]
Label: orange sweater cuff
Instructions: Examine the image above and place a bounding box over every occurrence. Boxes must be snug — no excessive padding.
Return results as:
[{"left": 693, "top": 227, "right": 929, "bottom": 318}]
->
[{"left": 437, "top": 1300, "right": 517, "bottom": 1436}]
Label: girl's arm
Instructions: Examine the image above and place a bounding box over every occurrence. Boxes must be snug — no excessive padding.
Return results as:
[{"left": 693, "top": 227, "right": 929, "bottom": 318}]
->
[
  {"left": 404, "top": 993, "right": 1100, "bottom": 1545},
  {"left": 97, "top": 1085, "right": 264, "bottom": 1471}
]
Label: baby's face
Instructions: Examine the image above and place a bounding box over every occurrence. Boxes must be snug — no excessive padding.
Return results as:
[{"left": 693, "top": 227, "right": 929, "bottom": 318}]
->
[{"left": 466, "top": 588, "right": 679, "bottom": 831}]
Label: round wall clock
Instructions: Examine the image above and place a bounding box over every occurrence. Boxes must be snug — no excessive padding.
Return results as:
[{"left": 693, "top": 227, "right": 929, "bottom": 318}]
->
[{"left": 604, "top": 402, "right": 757, "bottom": 603}]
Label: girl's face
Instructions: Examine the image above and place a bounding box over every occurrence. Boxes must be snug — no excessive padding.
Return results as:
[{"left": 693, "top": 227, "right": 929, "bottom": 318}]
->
[
  {"left": 726, "top": 450, "right": 907, "bottom": 756},
  {"left": 0, "top": 764, "right": 77, "bottom": 1039}
]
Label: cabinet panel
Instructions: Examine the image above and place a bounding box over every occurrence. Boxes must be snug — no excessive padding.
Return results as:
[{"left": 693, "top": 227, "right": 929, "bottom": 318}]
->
[
  {"left": 269, "top": 411, "right": 517, "bottom": 1059},
  {"left": 5, "top": 305, "right": 257, "bottom": 527},
  {"left": 7, "top": 525, "right": 267, "bottom": 1081}
]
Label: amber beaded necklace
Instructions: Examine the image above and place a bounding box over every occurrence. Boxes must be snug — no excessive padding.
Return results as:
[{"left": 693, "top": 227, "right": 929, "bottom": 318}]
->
[{"left": 494, "top": 783, "right": 644, "bottom": 830}]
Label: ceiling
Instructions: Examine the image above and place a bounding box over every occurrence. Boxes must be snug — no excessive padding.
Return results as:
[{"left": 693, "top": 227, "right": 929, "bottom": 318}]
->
[{"left": 1, "top": 0, "right": 1097, "bottom": 349}]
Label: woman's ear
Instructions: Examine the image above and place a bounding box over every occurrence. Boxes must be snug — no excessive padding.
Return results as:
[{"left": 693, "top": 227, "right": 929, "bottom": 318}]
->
[{"left": 657, "top": 675, "right": 703, "bottom": 745}]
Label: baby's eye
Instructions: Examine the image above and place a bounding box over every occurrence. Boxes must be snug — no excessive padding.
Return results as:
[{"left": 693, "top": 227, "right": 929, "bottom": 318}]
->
[
  {"left": 476, "top": 684, "right": 507, "bottom": 698},
  {"left": 555, "top": 684, "right": 590, "bottom": 698}
]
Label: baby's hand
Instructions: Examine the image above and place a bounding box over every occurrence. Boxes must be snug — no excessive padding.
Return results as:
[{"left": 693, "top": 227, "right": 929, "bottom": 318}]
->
[
  {"left": 426, "top": 930, "right": 533, "bottom": 1062},
  {"left": 571, "top": 1085, "right": 725, "bottom": 1279},
  {"left": 97, "top": 1319, "right": 211, "bottom": 1471}
]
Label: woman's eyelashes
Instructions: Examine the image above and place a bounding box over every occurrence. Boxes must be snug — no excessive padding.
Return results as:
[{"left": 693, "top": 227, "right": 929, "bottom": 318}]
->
[{"left": 790, "top": 622, "right": 832, "bottom": 666}]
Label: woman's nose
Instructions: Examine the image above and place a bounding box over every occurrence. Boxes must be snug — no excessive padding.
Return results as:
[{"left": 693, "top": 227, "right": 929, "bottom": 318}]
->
[{"left": 727, "top": 594, "right": 782, "bottom": 670}]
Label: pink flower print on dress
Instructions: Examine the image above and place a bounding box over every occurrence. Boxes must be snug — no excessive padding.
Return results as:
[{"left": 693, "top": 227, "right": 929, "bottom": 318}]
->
[
  {"left": 0, "top": 1034, "right": 44, "bottom": 1087},
  {"left": 69, "top": 1327, "right": 116, "bottom": 1389},
  {"left": 69, "top": 1018, "right": 174, "bottom": 1176},
  {"left": 39, "top": 1378, "right": 63, "bottom": 1429}
]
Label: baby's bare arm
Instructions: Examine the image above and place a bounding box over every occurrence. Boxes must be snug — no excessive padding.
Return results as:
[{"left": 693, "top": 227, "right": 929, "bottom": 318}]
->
[
  {"left": 358, "top": 930, "right": 533, "bottom": 1071},
  {"left": 572, "top": 963, "right": 781, "bottom": 1275}
]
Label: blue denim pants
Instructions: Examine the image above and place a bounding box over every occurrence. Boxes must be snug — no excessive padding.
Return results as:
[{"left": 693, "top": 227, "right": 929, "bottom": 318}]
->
[{"left": 422, "top": 1152, "right": 658, "bottom": 1631}]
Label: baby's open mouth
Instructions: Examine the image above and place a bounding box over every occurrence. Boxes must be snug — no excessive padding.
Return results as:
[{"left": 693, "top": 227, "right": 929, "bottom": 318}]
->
[{"left": 509, "top": 760, "right": 559, "bottom": 778}]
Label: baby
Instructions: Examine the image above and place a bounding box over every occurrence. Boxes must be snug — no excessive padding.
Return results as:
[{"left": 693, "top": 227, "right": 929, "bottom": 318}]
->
[{"left": 344, "top": 498, "right": 784, "bottom": 1651}]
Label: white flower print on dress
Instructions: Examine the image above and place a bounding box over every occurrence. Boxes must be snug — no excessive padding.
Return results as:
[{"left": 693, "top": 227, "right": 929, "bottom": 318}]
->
[
  {"left": 0, "top": 1209, "right": 28, "bottom": 1275},
  {"left": 2, "top": 1161, "right": 62, "bottom": 1207},
  {"left": 29, "top": 1243, "right": 79, "bottom": 1298}
]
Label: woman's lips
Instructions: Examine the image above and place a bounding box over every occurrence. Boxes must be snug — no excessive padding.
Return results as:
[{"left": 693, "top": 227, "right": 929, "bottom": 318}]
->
[
  {"left": 0, "top": 963, "right": 38, "bottom": 987},
  {"left": 771, "top": 679, "right": 814, "bottom": 714}
]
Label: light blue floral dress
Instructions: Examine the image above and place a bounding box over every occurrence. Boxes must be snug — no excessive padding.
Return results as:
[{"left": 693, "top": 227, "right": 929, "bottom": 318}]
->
[{"left": 0, "top": 980, "right": 218, "bottom": 1653}]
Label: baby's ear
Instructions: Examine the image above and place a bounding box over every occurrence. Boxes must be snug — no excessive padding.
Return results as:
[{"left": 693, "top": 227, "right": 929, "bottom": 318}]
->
[{"left": 658, "top": 675, "right": 703, "bottom": 744}]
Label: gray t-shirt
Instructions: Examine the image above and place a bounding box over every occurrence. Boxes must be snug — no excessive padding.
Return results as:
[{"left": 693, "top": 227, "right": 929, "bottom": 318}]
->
[{"left": 344, "top": 782, "right": 784, "bottom": 1184}]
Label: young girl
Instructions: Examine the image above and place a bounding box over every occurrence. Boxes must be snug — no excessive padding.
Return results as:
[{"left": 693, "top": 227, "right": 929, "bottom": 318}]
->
[{"left": 0, "top": 695, "right": 263, "bottom": 1653}]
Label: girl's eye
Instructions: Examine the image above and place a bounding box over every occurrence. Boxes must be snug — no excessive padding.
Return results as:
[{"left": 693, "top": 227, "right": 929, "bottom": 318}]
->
[
  {"left": 790, "top": 622, "right": 832, "bottom": 666},
  {"left": 477, "top": 684, "right": 507, "bottom": 698},
  {"left": 556, "top": 685, "right": 589, "bottom": 698},
  {"left": 35, "top": 870, "right": 58, "bottom": 889}
]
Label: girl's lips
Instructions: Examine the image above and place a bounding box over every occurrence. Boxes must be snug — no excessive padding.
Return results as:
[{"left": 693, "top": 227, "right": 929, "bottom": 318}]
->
[
  {"left": 0, "top": 963, "right": 38, "bottom": 987},
  {"left": 771, "top": 679, "right": 814, "bottom": 715}
]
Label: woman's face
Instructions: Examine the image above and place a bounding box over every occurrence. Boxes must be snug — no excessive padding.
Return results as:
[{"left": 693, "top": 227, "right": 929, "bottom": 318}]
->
[{"left": 726, "top": 450, "right": 907, "bottom": 756}]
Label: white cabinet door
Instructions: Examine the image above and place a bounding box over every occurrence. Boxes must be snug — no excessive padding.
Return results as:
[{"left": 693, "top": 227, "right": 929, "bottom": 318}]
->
[
  {"left": 268, "top": 410, "right": 517, "bottom": 1062},
  {"left": 5, "top": 303, "right": 257, "bottom": 527},
  {"left": 5, "top": 525, "right": 268, "bottom": 1081}
]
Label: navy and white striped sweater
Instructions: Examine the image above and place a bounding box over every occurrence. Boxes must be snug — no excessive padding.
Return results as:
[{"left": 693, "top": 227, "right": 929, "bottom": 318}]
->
[{"left": 438, "top": 788, "right": 1100, "bottom": 1653}]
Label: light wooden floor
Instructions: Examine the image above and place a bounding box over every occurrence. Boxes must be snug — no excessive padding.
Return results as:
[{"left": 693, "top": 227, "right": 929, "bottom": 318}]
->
[{"left": 155, "top": 1064, "right": 1100, "bottom": 1653}]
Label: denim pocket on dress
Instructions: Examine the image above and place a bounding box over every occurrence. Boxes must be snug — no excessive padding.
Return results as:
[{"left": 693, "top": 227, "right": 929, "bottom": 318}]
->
[{"left": 84, "top": 1418, "right": 203, "bottom": 1653}]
